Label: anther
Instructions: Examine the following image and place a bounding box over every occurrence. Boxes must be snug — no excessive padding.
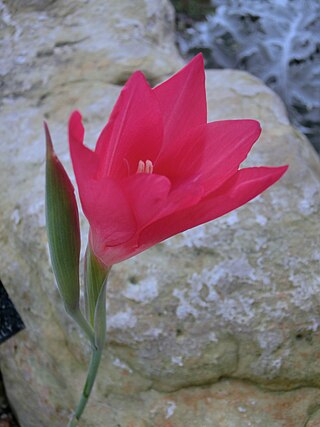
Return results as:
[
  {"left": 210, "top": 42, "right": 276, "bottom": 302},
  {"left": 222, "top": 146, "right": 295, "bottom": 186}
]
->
[
  {"left": 137, "top": 159, "right": 153, "bottom": 174},
  {"left": 137, "top": 160, "right": 145, "bottom": 173},
  {"left": 145, "top": 160, "right": 153, "bottom": 174}
]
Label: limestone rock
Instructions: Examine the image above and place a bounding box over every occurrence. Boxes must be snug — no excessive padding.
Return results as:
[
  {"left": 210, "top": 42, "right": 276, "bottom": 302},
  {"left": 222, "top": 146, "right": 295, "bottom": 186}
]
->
[
  {"left": 1, "top": 2, "right": 320, "bottom": 426},
  {"left": 0, "top": 0, "right": 183, "bottom": 99},
  {"left": 307, "top": 409, "right": 320, "bottom": 427}
]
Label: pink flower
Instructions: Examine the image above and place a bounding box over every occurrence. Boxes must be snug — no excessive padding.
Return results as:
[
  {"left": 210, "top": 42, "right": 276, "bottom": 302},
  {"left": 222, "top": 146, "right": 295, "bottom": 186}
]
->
[{"left": 69, "top": 54, "right": 287, "bottom": 266}]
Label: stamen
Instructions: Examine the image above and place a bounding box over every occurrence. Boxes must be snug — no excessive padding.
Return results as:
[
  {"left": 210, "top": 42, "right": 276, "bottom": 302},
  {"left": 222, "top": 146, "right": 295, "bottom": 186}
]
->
[
  {"left": 145, "top": 160, "right": 153, "bottom": 174},
  {"left": 137, "top": 160, "right": 145, "bottom": 173},
  {"left": 137, "top": 159, "right": 154, "bottom": 174}
]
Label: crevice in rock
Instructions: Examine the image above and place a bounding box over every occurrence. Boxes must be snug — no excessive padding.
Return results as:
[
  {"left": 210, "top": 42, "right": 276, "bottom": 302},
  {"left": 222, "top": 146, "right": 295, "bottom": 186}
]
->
[
  {"left": 147, "top": 374, "right": 320, "bottom": 396},
  {"left": 303, "top": 403, "right": 320, "bottom": 427},
  {"left": 54, "top": 37, "right": 90, "bottom": 48}
]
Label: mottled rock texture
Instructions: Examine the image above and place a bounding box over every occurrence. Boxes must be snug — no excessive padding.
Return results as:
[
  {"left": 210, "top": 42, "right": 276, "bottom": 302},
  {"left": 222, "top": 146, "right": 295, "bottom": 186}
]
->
[
  {"left": 0, "top": 0, "right": 183, "bottom": 98},
  {"left": 1, "top": 0, "right": 320, "bottom": 426}
]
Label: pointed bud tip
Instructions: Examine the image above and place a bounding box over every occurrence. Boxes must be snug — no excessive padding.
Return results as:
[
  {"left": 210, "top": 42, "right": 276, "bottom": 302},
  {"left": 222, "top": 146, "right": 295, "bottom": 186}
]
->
[{"left": 44, "top": 121, "right": 54, "bottom": 160}]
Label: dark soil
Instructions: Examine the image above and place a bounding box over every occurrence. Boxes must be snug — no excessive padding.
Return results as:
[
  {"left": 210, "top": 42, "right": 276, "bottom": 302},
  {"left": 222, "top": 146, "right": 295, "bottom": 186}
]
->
[{"left": 0, "top": 374, "right": 19, "bottom": 427}]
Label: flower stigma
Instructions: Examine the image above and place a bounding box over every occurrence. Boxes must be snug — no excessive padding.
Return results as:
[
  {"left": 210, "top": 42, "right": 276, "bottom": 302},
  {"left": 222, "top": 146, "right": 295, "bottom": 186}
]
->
[{"left": 137, "top": 159, "right": 154, "bottom": 174}]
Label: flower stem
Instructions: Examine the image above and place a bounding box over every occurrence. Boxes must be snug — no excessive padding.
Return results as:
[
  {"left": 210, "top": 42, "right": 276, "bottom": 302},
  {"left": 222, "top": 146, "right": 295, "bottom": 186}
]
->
[
  {"left": 67, "top": 249, "right": 109, "bottom": 426},
  {"left": 69, "top": 307, "right": 96, "bottom": 350},
  {"left": 67, "top": 346, "right": 103, "bottom": 427}
]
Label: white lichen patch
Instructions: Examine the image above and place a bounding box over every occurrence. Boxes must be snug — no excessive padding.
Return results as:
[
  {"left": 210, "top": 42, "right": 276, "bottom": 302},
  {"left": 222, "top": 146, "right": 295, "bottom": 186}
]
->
[
  {"left": 10, "top": 207, "right": 21, "bottom": 226},
  {"left": 173, "top": 258, "right": 260, "bottom": 326},
  {"left": 290, "top": 279, "right": 320, "bottom": 312},
  {"left": 255, "top": 236, "right": 268, "bottom": 251},
  {"left": 143, "top": 327, "right": 163, "bottom": 338},
  {"left": 214, "top": 296, "right": 256, "bottom": 324},
  {"left": 171, "top": 356, "right": 184, "bottom": 366},
  {"left": 208, "top": 332, "right": 218, "bottom": 342},
  {"left": 251, "top": 331, "right": 290, "bottom": 378},
  {"left": 112, "top": 357, "right": 133, "bottom": 373},
  {"left": 108, "top": 308, "right": 137, "bottom": 330},
  {"left": 289, "top": 262, "right": 320, "bottom": 313},
  {"left": 173, "top": 285, "right": 203, "bottom": 320},
  {"left": 123, "top": 276, "right": 158, "bottom": 304},
  {"left": 260, "top": 300, "right": 289, "bottom": 321},
  {"left": 27, "top": 199, "right": 45, "bottom": 226},
  {"left": 165, "top": 401, "right": 176, "bottom": 419},
  {"left": 164, "top": 224, "right": 209, "bottom": 249},
  {"left": 255, "top": 214, "right": 267, "bottom": 226},
  {"left": 180, "top": 225, "right": 208, "bottom": 248},
  {"left": 313, "top": 249, "right": 320, "bottom": 261},
  {"left": 223, "top": 210, "right": 239, "bottom": 226},
  {"left": 257, "top": 330, "right": 284, "bottom": 352},
  {"left": 297, "top": 183, "right": 319, "bottom": 215},
  {"left": 168, "top": 211, "right": 240, "bottom": 249}
]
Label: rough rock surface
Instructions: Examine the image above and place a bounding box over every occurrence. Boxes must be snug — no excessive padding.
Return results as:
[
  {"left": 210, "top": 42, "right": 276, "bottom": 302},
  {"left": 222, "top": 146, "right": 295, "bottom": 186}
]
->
[
  {"left": 1, "top": 1, "right": 320, "bottom": 426},
  {"left": 0, "top": 0, "right": 183, "bottom": 99}
]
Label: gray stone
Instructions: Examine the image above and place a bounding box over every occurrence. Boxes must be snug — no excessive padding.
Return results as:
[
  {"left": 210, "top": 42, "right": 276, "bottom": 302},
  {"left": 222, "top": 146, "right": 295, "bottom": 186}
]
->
[{"left": 1, "top": 1, "right": 320, "bottom": 426}]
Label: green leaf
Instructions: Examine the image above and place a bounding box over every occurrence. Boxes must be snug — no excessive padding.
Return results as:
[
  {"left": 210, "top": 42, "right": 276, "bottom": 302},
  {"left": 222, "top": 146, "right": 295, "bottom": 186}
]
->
[{"left": 45, "top": 122, "right": 81, "bottom": 313}]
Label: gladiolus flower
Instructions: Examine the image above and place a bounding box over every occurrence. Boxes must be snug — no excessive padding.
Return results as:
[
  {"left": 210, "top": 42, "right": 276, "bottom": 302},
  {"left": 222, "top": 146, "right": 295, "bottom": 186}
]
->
[{"left": 68, "top": 54, "right": 287, "bottom": 267}]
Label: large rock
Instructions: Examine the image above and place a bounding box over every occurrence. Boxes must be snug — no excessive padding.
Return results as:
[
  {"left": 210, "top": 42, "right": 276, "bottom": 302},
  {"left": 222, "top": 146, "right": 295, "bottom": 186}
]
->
[
  {"left": 1, "top": 2, "right": 320, "bottom": 427},
  {"left": 0, "top": 0, "right": 183, "bottom": 99}
]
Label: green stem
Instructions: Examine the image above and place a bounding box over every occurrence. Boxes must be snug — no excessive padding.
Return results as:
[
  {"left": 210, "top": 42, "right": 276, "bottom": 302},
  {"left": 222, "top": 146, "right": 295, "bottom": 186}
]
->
[
  {"left": 69, "top": 307, "right": 96, "bottom": 350},
  {"left": 67, "top": 347, "right": 103, "bottom": 427},
  {"left": 66, "top": 248, "right": 109, "bottom": 426}
]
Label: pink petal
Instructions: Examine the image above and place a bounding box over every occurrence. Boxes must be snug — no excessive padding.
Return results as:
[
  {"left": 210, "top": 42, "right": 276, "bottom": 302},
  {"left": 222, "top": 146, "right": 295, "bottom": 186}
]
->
[
  {"left": 80, "top": 175, "right": 137, "bottom": 248},
  {"left": 121, "top": 173, "right": 171, "bottom": 228},
  {"left": 69, "top": 112, "right": 134, "bottom": 247},
  {"left": 153, "top": 54, "right": 207, "bottom": 149},
  {"left": 156, "top": 120, "right": 261, "bottom": 193},
  {"left": 139, "top": 166, "right": 288, "bottom": 246},
  {"left": 154, "top": 124, "right": 205, "bottom": 181},
  {"left": 156, "top": 181, "right": 204, "bottom": 219},
  {"left": 69, "top": 111, "right": 98, "bottom": 186},
  {"left": 198, "top": 120, "right": 261, "bottom": 192},
  {"left": 94, "top": 71, "right": 163, "bottom": 179}
]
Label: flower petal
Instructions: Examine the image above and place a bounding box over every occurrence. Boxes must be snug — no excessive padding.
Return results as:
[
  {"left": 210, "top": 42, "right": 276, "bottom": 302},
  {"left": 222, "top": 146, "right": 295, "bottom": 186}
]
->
[
  {"left": 156, "top": 120, "right": 261, "bottom": 193},
  {"left": 156, "top": 181, "right": 204, "bottom": 219},
  {"left": 154, "top": 124, "right": 205, "bottom": 181},
  {"left": 95, "top": 71, "right": 163, "bottom": 179},
  {"left": 68, "top": 112, "right": 134, "bottom": 248},
  {"left": 197, "top": 120, "right": 261, "bottom": 192},
  {"left": 139, "top": 165, "right": 288, "bottom": 246},
  {"left": 121, "top": 173, "right": 171, "bottom": 228},
  {"left": 82, "top": 176, "right": 137, "bottom": 248},
  {"left": 69, "top": 111, "right": 98, "bottom": 185},
  {"left": 153, "top": 54, "right": 207, "bottom": 149}
]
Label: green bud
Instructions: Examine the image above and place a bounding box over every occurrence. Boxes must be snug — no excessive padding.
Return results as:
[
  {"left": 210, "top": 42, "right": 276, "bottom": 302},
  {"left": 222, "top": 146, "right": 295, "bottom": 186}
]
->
[
  {"left": 45, "top": 122, "right": 81, "bottom": 313},
  {"left": 85, "top": 245, "right": 110, "bottom": 328}
]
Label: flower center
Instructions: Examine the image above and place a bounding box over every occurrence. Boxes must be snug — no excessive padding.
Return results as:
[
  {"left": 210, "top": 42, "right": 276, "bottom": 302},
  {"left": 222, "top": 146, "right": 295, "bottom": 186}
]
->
[{"left": 137, "top": 159, "right": 154, "bottom": 174}]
